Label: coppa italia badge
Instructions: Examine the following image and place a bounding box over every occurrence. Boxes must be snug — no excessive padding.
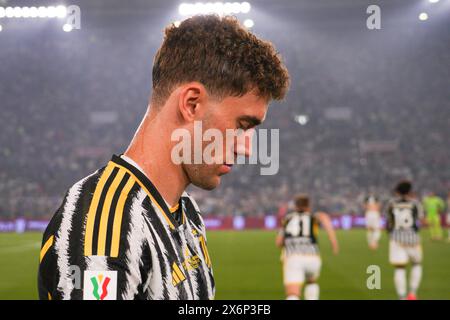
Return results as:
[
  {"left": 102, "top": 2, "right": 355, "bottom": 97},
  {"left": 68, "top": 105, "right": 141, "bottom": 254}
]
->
[
  {"left": 91, "top": 274, "right": 110, "bottom": 300},
  {"left": 83, "top": 271, "right": 117, "bottom": 300}
]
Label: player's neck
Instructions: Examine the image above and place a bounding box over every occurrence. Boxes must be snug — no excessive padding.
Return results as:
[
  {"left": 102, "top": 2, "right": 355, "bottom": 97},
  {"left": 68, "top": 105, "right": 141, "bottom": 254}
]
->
[{"left": 124, "top": 110, "right": 189, "bottom": 208}]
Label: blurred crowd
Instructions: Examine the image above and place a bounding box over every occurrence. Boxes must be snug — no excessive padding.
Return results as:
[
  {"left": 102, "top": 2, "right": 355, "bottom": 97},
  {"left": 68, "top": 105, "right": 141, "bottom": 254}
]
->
[{"left": 1, "top": 19, "right": 449, "bottom": 219}]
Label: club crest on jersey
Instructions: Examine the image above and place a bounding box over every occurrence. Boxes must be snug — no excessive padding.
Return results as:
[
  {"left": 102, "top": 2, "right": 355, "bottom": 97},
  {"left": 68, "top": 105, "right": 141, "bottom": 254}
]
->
[{"left": 83, "top": 271, "right": 117, "bottom": 300}]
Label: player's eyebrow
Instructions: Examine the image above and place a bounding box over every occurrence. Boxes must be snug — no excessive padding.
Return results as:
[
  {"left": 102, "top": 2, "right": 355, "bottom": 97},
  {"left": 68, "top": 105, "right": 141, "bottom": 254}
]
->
[{"left": 238, "top": 115, "right": 263, "bottom": 128}]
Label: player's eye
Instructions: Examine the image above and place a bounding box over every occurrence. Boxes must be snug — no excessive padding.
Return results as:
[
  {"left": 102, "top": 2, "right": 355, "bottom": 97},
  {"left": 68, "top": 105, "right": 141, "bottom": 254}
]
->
[{"left": 237, "top": 121, "right": 252, "bottom": 131}]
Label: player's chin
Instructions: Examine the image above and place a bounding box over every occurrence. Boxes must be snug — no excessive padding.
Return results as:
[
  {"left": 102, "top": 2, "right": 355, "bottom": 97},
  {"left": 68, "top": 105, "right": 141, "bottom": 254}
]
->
[
  {"left": 198, "top": 167, "right": 225, "bottom": 190},
  {"left": 193, "top": 176, "right": 221, "bottom": 191}
]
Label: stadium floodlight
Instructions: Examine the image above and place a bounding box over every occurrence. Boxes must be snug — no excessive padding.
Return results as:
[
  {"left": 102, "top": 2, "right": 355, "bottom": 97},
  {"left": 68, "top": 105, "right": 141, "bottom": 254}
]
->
[
  {"left": 21, "top": 7, "right": 30, "bottom": 18},
  {"left": 223, "top": 2, "right": 232, "bottom": 14},
  {"left": 62, "top": 23, "right": 73, "bottom": 32},
  {"left": 47, "top": 6, "right": 57, "bottom": 18},
  {"left": 429, "top": 0, "right": 439, "bottom": 3},
  {"left": 5, "top": 7, "right": 13, "bottom": 18},
  {"left": 13, "top": 7, "right": 23, "bottom": 18},
  {"left": 37, "top": 6, "right": 47, "bottom": 18},
  {"left": 243, "top": 18, "right": 254, "bottom": 28},
  {"left": 294, "top": 114, "right": 309, "bottom": 125},
  {"left": 0, "top": 5, "right": 67, "bottom": 19},
  {"left": 21, "top": 7, "right": 39, "bottom": 18},
  {"left": 194, "top": 3, "right": 204, "bottom": 14},
  {"left": 231, "top": 2, "right": 241, "bottom": 14},
  {"left": 178, "top": 3, "right": 191, "bottom": 16},
  {"left": 56, "top": 5, "right": 67, "bottom": 18},
  {"left": 241, "top": 2, "right": 251, "bottom": 13},
  {"left": 178, "top": 2, "right": 252, "bottom": 16},
  {"left": 419, "top": 12, "right": 429, "bottom": 21},
  {"left": 204, "top": 3, "right": 213, "bottom": 14},
  {"left": 29, "top": 7, "right": 38, "bottom": 18},
  {"left": 213, "top": 2, "right": 224, "bottom": 16}
]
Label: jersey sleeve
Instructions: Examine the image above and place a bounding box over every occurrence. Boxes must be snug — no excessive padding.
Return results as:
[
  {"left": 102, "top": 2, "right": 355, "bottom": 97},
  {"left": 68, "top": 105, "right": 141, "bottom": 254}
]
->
[
  {"left": 81, "top": 186, "right": 152, "bottom": 300},
  {"left": 38, "top": 201, "right": 65, "bottom": 300},
  {"left": 38, "top": 170, "right": 152, "bottom": 300}
]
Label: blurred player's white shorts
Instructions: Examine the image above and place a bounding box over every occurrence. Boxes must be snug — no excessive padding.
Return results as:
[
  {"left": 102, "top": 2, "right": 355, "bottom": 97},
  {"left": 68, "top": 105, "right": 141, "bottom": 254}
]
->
[
  {"left": 365, "top": 211, "right": 381, "bottom": 230},
  {"left": 283, "top": 254, "right": 321, "bottom": 285},
  {"left": 389, "top": 241, "right": 422, "bottom": 265}
]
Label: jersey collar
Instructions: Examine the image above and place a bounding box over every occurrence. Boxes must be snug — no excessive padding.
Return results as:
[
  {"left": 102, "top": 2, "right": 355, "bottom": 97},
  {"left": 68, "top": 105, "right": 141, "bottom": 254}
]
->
[{"left": 110, "top": 154, "right": 185, "bottom": 230}]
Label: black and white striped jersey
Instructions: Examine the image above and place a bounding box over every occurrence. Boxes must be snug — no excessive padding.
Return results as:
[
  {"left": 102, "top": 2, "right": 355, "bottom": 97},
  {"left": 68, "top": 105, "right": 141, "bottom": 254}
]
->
[
  {"left": 386, "top": 197, "right": 424, "bottom": 246},
  {"left": 280, "top": 211, "right": 319, "bottom": 256},
  {"left": 38, "top": 155, "right": 215, "bottom": 300}
]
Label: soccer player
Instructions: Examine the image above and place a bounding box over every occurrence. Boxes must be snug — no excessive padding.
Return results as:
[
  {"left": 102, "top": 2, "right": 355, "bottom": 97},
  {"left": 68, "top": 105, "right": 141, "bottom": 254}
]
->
[
  {"left": 276, "top": 194, "right": 339, "bottom": 300},
  {"left": 422, "top": 192, "right": 445, "bottom": 241},
  {"left": 38, "top": 15, "right": 290, "bottom": 300},
  {"left": 364, "top": 194, "right": 382, "bottom": 250},
  {"left": 386, "top": 181, "right": 425, "bottom": 300}
]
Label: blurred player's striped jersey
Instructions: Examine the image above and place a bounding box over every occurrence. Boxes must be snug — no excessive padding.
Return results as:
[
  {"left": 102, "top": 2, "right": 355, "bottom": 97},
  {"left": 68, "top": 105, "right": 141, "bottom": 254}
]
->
[
  {"left": 38, "top": 155, "right": 215, "bottom": 300},
  {"left": 386, "top": 197, "right": 424, "bottom": 246},
  {"left": 280, "top": 211, "right": 319, "bottom": 255}
]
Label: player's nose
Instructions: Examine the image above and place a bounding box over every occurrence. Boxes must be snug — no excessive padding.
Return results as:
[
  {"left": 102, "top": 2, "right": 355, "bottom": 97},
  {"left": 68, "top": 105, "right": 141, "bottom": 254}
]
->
[{"left": 234, "top": 128, "right": 255, "bottom": 158}]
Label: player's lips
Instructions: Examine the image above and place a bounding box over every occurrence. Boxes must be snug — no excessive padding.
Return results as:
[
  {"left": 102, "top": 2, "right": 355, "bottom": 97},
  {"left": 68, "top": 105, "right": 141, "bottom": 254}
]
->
[{"left": 219, "top": 164, "right": 233, "bottom": 174}]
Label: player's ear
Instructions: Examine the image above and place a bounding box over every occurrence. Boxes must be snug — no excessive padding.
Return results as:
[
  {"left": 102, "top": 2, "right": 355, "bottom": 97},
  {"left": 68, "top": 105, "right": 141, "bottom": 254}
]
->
[{"left": 177, "top": 82, "right": 207, "bottom": 122}]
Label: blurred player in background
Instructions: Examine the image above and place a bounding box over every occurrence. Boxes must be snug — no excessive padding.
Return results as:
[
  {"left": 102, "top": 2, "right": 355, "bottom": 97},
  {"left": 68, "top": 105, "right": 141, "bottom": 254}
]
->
[
  {"left": 446, "top": 191, "right": 450, "bottom": 242},
  {"left": 276, "top": 194, "right": 339, "bottom": 300},
  {"left": 386, "top": 181, "right": 425, "bottom": 300},
  {"left": 364, "top": 194, "right": 382, "bottom": 250},
  {"left": 423, "top": 192, "right": 445, "bottom": 241}
]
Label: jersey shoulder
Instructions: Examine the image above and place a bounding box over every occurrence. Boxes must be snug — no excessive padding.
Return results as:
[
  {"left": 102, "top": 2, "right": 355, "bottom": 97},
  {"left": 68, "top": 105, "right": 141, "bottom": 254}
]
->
[
  {"left": 42, "top": 167, "right": 105, "bottom": 242},
  {"left": 82, "top": 161, "right": 143, "bottom": 258},
  {"left": 45, "top": 160, "right": 143, "bottom": 259},
  {"left": 387, "top": 196, "right": 405, "bottom": 208},
  {"left": 284, "top": 211, "right": 316, "bottom": 222},
  {"left": 283, "top": 211, "right": 299, "bottom": 222}
]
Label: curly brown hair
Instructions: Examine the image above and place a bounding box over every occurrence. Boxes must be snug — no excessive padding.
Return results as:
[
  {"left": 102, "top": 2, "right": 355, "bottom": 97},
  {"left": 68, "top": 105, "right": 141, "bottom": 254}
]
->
[
  {"left": 151, "top": 15, "right": 290, "bottom": 106},
  {"left": 295, "top": 193, "right": 310, "bottom": 211}
]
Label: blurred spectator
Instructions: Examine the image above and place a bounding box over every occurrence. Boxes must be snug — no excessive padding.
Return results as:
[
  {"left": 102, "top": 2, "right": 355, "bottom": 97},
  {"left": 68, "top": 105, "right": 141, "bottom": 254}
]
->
[{"left": 1, "top": 17, "right": 449, "bottom": 218}]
